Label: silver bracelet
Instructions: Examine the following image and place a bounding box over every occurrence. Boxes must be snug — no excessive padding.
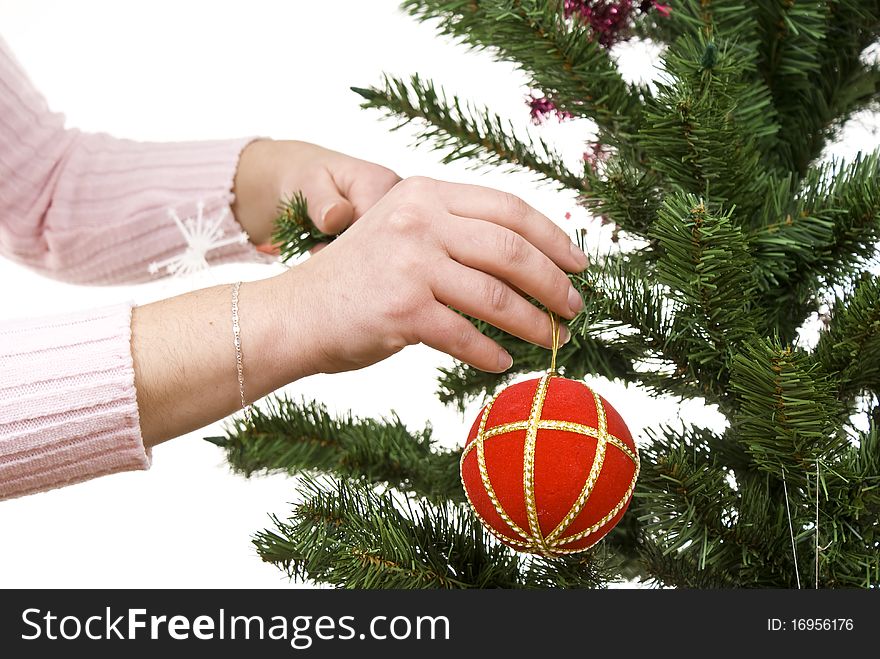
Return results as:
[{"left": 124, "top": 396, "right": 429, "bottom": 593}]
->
[{"left": 231, "top": 281, "right": 254, "bottom": 425}]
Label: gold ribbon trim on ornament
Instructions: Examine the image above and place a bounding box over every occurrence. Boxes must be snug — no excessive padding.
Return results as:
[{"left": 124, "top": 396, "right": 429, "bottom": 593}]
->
[
  {"left": 459, "top": 311, "right": 640, "bottom": 557},
  {"left": 459, "top": 420, "right": 636, "bottom": 465},
  {"left": 474, "top": 394, "right": 532, "bottom": 544},
  {"left": 545, "top": 387, "right": 607, "bottom": 545},
  {"left": 522, "top": 374, "right": 552, "bottom": 554}
]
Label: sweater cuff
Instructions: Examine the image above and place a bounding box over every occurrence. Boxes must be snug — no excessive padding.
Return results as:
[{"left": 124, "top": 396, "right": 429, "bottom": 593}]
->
[
  {"left": 43, "top": 134, "right": 272, "bottom": 285},
  {"left": 0, "top": 302, "right": 150, "bottom": 500}
]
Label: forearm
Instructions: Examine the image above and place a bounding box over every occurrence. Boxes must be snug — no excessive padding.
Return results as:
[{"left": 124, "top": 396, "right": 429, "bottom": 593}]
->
[
  {"left": 1, "top": 34, "right": 261, "bottom": 285},
  {"left": 131, "top": 272, "right": 313, "bottom": 447}
]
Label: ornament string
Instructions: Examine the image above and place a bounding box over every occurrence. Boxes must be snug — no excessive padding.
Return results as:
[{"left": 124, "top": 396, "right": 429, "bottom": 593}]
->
[
  {"left": 548, "top": 310, "right": 560, "bottom": 376},
  {"left": 814, "top": 459, "right": 832, "bottom": 588},
  {"left": 783, "top": 459, "right": 830, "bottom": 589},
  {"left": 781, "top": 466, "right": 802, "bottom": 589},
  {"left": 815, "top": 460, "right": 820, "bottom": 589}
]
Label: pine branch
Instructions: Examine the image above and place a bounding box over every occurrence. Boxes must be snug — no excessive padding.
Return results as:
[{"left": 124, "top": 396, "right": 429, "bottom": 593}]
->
[
  {"left": 400, "top": 0, "right": 645, "bottom": 140},
  {"left": 637, "top": 426, "right": 737, "bottom": 577},
  {"left": 581, "top": 159, "right": 664, "bottom": 237},
  {"left": 519, "top": 550, "right": 614, "bottom": 588},
  {"left": 254, "top": 477, "right": 516, "bottom": 588},
  {"left": 810, "top": 421, "right": 880, "bottom": 587},
  {"left": 750, "top": 152, "right": 880, "bottom": 340},
  {"left": 433, "top": 242, "right": 745, "bottom": 418},
  {"left": 640, "top": 35, "right": 779, "bottom": 219},
  {"left": 254, "top": 477, "right": 612, "bottom": 588},
  {"left": 652, "top": 193, "right": 758, "bottom": 375},
  {"left": 790, "top": 1, "right": 880, "bottom": 172},
  {"left": 434, "top": 308, "right": 636, "bottom": 411},
  {"left": 638, "top": 426, "right": 807, "bottom": 587},
  {"left": 572, "top": 254, "right": 731, "bottom": 403},
  {"left": 653, "top": 0, "right": 760, "bottom": 39},
  {"left": 807, "top": 152, "right": 880, "bottom": 281},
  {"left": 754, "top": 1, "right": 828, "bottom": 171},
  {"left": 638, "top": 544, "right": 739, "bottom": 588},
  {"left": 209, "top": 397, "right": 463, "bottom": 503},
  {"left": 352, "top": 75, "right": 584, "bottom": 190},
  {"left": 729, "top": 338, "right": 848, "bottom": 481},
  {"left": 725, "top": 471, "right": 816, "bottom": 587},
  {"left": 816, "top": 273, "right": 880, "bottom": 403},
  {"left": 845, "top": 419, "right": 880, "bottom": 556},
  {"left": 271, "top": 192, "right": 335, "bottom": 262},
  {"left": 642, "top": 0, "right": 878, "bottom": 177},
  {"left": 748, "top": 172, "right": 835, "bottom": 341}
]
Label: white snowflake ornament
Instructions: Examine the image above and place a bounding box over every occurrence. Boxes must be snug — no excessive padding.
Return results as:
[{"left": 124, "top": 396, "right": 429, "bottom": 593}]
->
[{"left": 148, "top": 201, "right": 249, "bottom": 278}]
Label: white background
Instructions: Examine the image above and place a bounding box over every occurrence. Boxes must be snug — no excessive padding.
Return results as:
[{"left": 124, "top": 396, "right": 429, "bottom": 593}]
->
[{"left": 0, "top": 0, "right": 876, "bottom": 588}]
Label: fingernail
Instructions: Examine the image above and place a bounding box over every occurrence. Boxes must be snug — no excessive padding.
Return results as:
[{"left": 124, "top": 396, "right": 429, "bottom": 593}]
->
[
  {"left": 570, "top": 242, "right": 588, "bottom": 269},
  {"left": 568, "top": 285, "right": 584, "bottom": 314},
  {"left": 560, "top": 325, "right": 571, "bottom": 344},
  {"left": 320, "top": 202, "right": 338, "bottom": 224},
  {"left": 498, "top": 351, "right": 513, "bottom": 371}
]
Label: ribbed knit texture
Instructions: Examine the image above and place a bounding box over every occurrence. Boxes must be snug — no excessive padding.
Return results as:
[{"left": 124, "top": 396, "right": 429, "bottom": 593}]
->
[
  {"left": 0, "top": 38, "right": 259, "bottom": 284},
  {"left": 0, "top": 36, "right": 263, "bottom": 500},
  {"left": 0, "top": 304, "right": 150, "bottom": 499}
]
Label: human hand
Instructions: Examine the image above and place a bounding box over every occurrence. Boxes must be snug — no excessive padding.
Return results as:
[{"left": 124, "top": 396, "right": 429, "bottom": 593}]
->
[
  {"left": 276, "top": 177, "right": 588, "bottom": 376},
  {"left": 231, "top": 139, "right": 401, "bottom": 248}
]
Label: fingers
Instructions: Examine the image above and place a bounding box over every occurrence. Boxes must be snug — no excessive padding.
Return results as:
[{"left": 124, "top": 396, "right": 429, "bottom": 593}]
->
[
  {"left": 433, "top": 180, "right": 588, "bottom": 273},
  {"left": 256, "top": 243, "right": 281, "bottom": 256},
  {"left": 309, "top": 163, "right": 400, "bottom": 233},
  {"left": 441, "top": 216, "right": 583, "bottom": 320},
  {"left": 419, "top": 304, "right": 514, "bottom": 373},
  {"left": 341, "top": 166, "right": 401, "bottom": 220},
  {"left": 430, "top": 259, "right": 571, "bottom": 351}
]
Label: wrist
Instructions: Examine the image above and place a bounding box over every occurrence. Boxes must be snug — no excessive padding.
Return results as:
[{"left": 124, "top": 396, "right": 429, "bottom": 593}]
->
[
  {"left": 255, "top": 267, "right": 324, "bottom": 385},
  {"left": 231, "top": 138, "right": 280, "bottom": 245}
]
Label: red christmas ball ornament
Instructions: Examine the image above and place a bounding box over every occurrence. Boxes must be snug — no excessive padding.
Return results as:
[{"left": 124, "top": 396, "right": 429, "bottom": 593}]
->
[{"left": 460, "top": 374, "right": 639, "bottom": 557}]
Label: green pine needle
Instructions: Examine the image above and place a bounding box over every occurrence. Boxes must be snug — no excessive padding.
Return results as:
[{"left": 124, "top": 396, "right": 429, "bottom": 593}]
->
[
  {"left": 271, "top": 191, "right": 335, "bottom": 263},
  {"left": 214, "top": 396, "right": 463, "bottom": 504},
  {"left": 253, "top": 476, "right": 614, "bottom": 589},
  {"left": 354, "top": 74, "right": 584, "bottom": 190}
]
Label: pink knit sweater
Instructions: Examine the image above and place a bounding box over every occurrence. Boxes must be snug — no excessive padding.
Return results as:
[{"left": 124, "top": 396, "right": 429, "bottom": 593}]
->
[{"left": 0, "top": 37, "right": 260, "bottom": 500}]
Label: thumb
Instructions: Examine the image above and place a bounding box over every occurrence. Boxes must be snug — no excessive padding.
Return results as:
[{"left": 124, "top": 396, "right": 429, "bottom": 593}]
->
[
  {"left": 318, "top": 198, "right": 355, "bottom": 235},
  {"left": 307, "top": 178, "right": 355, "bottom": 235}
]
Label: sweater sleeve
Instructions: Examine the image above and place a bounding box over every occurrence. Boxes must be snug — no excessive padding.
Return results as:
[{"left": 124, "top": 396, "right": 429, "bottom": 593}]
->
[
  {"left": 0, "top": 35, "right": 263, "bottom": 285},
  {"left": 0, "top": 303, "right": 149, "bottom": 501}
]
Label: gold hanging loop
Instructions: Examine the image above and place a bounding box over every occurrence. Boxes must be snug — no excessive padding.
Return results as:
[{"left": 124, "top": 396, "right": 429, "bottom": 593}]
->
[{"left": 548, "top": 310, "right": 560, "bottom": 377}]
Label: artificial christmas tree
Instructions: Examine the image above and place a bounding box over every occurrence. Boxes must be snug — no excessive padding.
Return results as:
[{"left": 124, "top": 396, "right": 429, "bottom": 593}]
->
[{"left": 212, "top": 0, "right": 880, "bottom": 588}]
